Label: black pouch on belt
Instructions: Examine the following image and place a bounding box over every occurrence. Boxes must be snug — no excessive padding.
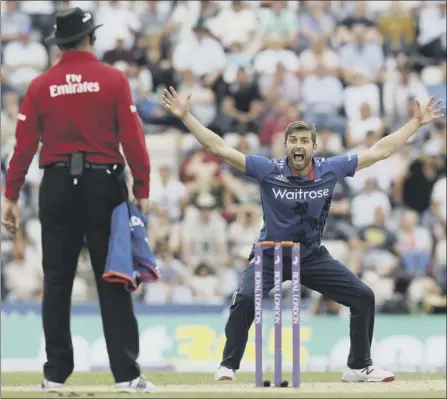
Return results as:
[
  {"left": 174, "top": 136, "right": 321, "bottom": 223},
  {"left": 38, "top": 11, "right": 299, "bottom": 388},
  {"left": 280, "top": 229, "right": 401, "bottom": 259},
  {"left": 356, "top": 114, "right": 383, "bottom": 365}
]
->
[{"left": 69, "top": 152, "right": 85, "bottom": 178}]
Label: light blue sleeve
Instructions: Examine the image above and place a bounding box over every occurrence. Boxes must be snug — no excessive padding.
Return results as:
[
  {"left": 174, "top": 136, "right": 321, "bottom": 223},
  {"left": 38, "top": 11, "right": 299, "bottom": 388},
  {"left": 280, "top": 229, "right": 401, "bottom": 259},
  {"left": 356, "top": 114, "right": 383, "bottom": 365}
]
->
[
  {"left": 327, "top": 153, "right": 358, "bottom": 181},
  {"left": 245, "top": 155, "right": 275, "bottom": 182}
]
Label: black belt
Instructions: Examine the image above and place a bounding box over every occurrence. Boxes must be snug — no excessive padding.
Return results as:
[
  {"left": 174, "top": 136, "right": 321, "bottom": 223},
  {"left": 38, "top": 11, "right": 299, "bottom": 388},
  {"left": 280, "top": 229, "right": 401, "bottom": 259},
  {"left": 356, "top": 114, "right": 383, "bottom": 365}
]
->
[{"left": 46, "top": 162, "right": 121, "bottom": 170}]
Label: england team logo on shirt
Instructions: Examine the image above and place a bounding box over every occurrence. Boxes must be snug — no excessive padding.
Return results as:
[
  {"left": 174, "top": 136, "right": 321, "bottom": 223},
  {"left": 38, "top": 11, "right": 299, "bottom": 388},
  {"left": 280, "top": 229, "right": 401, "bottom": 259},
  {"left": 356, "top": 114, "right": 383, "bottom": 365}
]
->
[{"left": 275, "top": 174, "right": 289, "bottom": 183}]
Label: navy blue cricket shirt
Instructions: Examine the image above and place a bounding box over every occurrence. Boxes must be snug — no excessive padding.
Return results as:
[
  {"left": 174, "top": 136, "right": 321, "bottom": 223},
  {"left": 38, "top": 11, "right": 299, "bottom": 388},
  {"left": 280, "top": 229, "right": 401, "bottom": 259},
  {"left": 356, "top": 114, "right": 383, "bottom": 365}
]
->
[{"left": 245, "top": 154, "right": 358, "bottom": 259}]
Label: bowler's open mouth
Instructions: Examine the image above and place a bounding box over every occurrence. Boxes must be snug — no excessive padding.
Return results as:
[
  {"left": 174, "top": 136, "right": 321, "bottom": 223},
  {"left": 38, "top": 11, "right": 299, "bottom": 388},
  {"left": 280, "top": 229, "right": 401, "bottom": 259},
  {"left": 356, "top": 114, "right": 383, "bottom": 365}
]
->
[{"left": 293, "top": 153, "right": 304, "bottom": 162}]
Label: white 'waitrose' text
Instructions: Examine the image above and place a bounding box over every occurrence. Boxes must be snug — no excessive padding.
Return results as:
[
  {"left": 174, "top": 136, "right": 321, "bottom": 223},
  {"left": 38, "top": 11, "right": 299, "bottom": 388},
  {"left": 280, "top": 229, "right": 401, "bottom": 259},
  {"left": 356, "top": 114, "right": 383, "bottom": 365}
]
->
[{"left": 272, "top": 188, "right": 330, "bottom": 200}]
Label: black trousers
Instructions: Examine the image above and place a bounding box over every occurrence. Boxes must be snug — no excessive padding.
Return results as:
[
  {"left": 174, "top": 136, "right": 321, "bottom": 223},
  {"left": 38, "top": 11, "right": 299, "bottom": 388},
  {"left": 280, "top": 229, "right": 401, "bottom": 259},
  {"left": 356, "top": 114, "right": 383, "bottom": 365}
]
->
[
  {"left": 221, "top": 246, "right": 375, "bottom": 370},
  {"left": 39, "top": 166, "right": 140, "bottom": 383}
]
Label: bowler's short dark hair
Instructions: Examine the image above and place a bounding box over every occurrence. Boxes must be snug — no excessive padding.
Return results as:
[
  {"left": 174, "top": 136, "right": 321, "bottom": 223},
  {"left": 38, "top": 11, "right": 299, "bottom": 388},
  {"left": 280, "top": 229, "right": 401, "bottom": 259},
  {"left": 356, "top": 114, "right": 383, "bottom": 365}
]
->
[{"left": 284, "top": 121, "right": 317, "bottom": 144}]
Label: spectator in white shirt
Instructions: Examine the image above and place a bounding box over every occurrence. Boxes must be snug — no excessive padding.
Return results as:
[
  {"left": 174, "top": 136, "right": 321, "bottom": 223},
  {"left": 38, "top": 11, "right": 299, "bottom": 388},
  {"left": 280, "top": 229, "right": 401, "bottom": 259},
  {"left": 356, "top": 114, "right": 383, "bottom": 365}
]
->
[
  {"left": 181, "top": 192, "right": 228, "bottom": 270},
  {"left": 124, "top": 61, "right": 153, "bottom": 101},
  {"left": 367, "top": 0, "right": 421, "bottom": 15},
  {"left": 315, "top": 127, "right": 344, "bottom": 156},
  {"left": 94, "top": 0, "right": 141, "bottom": 59},
  {"left": 346, "top": 102, "right": 383, "bottom": 148},
  {"left": 228, "top": 204, "right": 261, "bottom": 259},
  {"left": 134, "top": 0, "right": 173, "bottom": 37},
  {"left": 19, "top": 0, "right": 54, "bottom": 40},
  {"left": 396, "top": 209, "right": 433, "bottom": 270},
  {"left": 358, "top": 206, "right": 399, "bottom": 286},
  {"left": 299, "top": 37, "right": 340, "bottom": 78},
  {"left": 298, "top": 1, "right": 336, "bottom": 51},
  {"left": 164, "top": 0, "right": 201, "bottom": 44},
  {"left": 188, "top": 262, "right": 222, "bottom": 303},
  {"left": 195, "top": 0, "right": 222, "bottom": 23},
  {"left": 3, "top": 230, "right": 43, "bottom": 302},
  {"left": 1, "top": 0, "right": 32, "bottom": 45},
  {"left": 117, "top": 60, "right": 160, "bottom": 123},
  {"left": 301, "top": 63, "right": 346, "bottom": 136},
  {"left": 343, "top": 70, "right": 380, "bottom": 121},
  {"left": 148, "top": 203, "right": 182, "bottom": 255},
  {"left": 2, "top": 30, "right": 48, "bottom": 94},
  {"left": 172, "top": 23, "right": 226, "bottom": 80},
  {"left": 253, "top": 34, "right": 300, "bottom": 104},
  {"left": 351, "top": 178, "right": 392, "bottom": 228},
  {"left": 150, "top": 165, "right": 188, "bottom": 222},
  {"left": 143, "top": 241, "right": 193, "bottom": 304},
  {"left": 208, "top": 0, "right": 257, "bottom": 51},
  {"left": 19, "top": 0, "right": 54, "bottom": 15},
  {"left": 434, "top": 238, "right": 446, "bottom": 296},
  {"left": 339, "top": 23, "right": 384, "bottom": 84},
  {"left": 383, "top": 62, "right": 429, "bottom": 126},
  {"left": 21, "top": 151, "right": 43, "bottom": 217},
  {"left": 177, "top": 69, "right": 217, "bottom": 127},
  {"left": 417, "top": 2, "right": 446, "bottom": 62},
  {"left": 431, "top": 175, "right": 446, "bottom": 226},
  {"left": 397, "top": 209, "right": 441, "bottom": 307},
  {"left": 62, "top": 1, "right": 96, "bottom": 13},
  {"left": 1, "top": 92, "right": 20, "bottom": 159}
]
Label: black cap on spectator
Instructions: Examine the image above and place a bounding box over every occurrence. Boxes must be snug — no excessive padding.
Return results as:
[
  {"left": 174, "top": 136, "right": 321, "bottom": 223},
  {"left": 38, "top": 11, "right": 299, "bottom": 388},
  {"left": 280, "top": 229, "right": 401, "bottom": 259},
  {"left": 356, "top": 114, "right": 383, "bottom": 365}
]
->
[{"left": 45, "top": 7, "right": 103, "bottom": 46}]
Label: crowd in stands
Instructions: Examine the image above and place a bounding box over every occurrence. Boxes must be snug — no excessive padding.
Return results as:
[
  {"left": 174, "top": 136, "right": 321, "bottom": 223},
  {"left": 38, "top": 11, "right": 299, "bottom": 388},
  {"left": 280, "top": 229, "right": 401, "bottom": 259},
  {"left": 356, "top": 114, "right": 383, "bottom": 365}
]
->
[{"left": 1, "top": 0, "right": 446, "bottom": 315}]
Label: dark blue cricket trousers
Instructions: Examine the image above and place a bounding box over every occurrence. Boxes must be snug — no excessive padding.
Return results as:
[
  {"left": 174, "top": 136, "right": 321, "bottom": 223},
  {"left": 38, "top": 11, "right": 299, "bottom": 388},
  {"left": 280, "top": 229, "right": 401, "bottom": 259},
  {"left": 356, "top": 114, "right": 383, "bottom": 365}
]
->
[{"left": 221, "top": 246, "right": 375, "bottom": 370}]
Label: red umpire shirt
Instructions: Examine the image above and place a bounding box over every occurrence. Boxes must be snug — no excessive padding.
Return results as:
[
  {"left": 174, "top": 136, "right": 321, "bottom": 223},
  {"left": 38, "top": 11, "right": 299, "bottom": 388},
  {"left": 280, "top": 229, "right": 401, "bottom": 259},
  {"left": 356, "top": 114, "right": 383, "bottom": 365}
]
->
[{"left": 5, "top": 50, "right": 151, "bottom": 201}]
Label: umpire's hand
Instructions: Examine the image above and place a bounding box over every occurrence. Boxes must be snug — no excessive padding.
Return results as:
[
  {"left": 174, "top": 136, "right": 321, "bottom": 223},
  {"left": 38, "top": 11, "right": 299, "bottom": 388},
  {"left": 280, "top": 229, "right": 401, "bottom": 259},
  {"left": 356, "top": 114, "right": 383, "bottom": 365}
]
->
[
  {"left": 135, "top": 198, "right": 150, "bottom": 216},
  {"left": 2, "top": 198, "right": 20, "bottom": 235}
]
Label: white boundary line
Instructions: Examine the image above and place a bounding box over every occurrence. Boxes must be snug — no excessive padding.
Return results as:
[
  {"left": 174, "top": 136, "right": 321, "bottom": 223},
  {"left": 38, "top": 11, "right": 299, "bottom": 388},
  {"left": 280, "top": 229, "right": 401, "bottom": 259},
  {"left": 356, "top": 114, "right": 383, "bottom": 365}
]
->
[{"left": 2, "top": 380, "right": 446, "bottom": 394}]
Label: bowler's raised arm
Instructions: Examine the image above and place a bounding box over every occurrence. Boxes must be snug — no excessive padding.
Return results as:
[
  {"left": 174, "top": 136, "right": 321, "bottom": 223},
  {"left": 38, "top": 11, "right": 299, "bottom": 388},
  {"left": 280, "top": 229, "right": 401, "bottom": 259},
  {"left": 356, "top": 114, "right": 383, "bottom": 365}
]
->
[{"left": 162, "top": 87, "right": 246, "bottom": 173}]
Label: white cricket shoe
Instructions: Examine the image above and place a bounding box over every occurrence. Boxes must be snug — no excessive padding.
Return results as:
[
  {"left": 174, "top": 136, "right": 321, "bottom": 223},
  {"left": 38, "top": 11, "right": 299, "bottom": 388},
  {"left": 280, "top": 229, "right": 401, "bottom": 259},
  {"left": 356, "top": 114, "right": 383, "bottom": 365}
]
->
[
  {"left": 41, "top": 379, "right": 64, "bottom": 392},
  {"left": 342, "top": 366, "right": 395, "bottom": 382},
  {"left": 215, "top": 366, "right": 236, "bottom": 381},
  {"left": 115, "top": 376, "right": 157, "bottom": 393}
]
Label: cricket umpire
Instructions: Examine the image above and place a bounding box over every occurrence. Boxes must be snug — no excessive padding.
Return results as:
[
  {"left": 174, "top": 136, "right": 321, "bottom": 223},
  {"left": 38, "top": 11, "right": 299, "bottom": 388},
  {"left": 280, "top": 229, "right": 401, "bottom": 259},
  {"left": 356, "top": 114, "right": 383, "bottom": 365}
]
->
[{"left": 2, "top": 8, "right": 156, "bottom": 393}]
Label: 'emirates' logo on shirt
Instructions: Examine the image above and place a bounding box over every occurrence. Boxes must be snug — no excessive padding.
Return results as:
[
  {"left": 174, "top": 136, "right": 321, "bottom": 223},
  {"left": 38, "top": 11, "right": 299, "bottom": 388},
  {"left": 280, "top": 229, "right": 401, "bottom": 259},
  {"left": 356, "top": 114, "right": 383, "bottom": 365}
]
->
[{"left": 49, "top": 74, "right": 100, "bottom": 98}]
